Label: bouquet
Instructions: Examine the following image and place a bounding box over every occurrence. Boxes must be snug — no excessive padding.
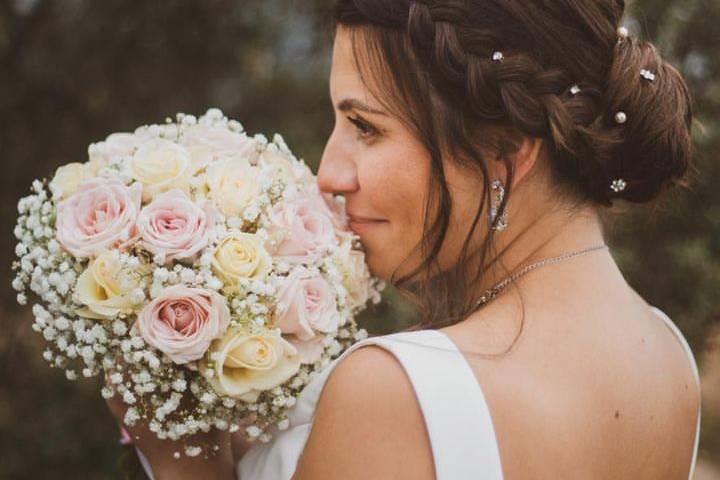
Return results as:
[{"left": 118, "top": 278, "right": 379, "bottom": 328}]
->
[{"left": 11, "top": 108, "right": 383, "bottom": 457}]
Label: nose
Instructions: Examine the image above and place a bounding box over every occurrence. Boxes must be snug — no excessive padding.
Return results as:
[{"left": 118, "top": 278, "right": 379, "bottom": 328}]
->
[{"left": 316, "top": 132, "right": 359, "bottom": 196}]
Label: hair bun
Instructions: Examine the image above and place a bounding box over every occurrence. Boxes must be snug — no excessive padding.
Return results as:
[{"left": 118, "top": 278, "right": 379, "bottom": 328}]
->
[{"left": 579, "top": 36, "right": 693, "bottom": 206}]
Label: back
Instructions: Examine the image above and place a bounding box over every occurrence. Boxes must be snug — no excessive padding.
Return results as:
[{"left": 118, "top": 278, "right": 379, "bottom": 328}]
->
[{"left": 440, "top": 303, "right": 701, "bottom": 479}]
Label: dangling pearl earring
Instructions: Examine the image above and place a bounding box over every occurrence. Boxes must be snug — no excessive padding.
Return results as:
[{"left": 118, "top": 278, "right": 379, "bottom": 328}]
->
[{"left": 488, "top": 180, "right": 508, "bottom": 231}]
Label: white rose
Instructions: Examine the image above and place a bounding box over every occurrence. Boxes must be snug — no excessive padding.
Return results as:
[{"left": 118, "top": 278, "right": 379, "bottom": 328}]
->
[
  {"left": 130, "top": 139, "right": 193, "bottom": 201},
  {"left": 49, "top": 163, "right": 95, "bottom": 201},
  {"left": 200, "top": 327, "right": 301, "bottom": 402},
  {"left": 205, "top": 156, "right": 261, "bottom": 217},
  {"left": 75, "top": 251, "right": 145, "bottom": 320},
  {"left": 211, "top": 233, "right": 272, "bottom": 290}
]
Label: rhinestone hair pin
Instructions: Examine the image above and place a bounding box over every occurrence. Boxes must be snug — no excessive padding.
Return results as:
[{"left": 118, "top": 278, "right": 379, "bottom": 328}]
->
[
  {"left": 640, "top": 69, "right": 656, "bottom": 82},
  {"left": 610, "top": 179, "right": 627, "bottom": 193}
]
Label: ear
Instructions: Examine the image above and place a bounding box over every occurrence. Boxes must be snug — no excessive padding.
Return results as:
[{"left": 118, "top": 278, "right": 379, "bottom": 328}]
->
[{"left": 492, "top": 136, "right": 544, "bottom": 190}]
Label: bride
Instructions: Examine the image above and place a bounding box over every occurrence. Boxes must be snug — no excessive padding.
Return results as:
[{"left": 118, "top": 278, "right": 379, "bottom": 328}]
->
[{"left": 107, "top": 0, "right": 702, "bottom": 478}]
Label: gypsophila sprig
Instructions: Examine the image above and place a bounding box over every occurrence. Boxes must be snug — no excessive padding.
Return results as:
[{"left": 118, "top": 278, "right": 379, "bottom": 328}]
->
[{"left": 12, "top": 108, "right": 383, "bottom": 458}]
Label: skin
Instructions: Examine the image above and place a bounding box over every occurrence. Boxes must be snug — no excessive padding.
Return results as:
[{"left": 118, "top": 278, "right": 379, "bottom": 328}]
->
[
  {"left": 107, "top": 25, "right": 700, "bottom": 479},
  {"left": 295, "top": 26, "right": 700, "bottom": 480}
]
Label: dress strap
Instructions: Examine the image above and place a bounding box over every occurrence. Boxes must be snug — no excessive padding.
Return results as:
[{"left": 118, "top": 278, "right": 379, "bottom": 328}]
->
[
  {"left": 365, "top": 330, "right": 505, "bottom": 480},
  {"left": 649, "top": 305, "right": 702, "bottom": 480}
]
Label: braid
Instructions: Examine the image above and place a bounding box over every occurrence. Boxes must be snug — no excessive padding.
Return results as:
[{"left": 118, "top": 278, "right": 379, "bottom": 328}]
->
[
  {"left": 333, "top": 0, "right": 694, "bottom": 326},
  {"left": 406, "top": 1, "right": 611, "bottom": 200}
]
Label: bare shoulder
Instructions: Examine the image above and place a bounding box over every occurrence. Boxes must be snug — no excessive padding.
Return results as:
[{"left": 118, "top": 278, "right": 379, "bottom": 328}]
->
[{"left": 293, "top": 344, "right": 435, "bottom": 480}]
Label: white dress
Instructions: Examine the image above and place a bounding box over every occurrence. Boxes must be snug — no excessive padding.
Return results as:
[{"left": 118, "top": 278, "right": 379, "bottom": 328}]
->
[{"left": 138, "top": 306, "right": 702, "bottom": 479}]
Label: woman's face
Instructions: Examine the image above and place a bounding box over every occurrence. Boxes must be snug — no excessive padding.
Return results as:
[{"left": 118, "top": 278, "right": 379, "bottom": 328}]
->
[{"left": 318, "top": 26, "right": 494, "bottom": 281}]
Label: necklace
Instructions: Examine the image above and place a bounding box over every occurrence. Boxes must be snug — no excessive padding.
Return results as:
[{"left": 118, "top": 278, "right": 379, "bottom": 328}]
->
[{"left": 473, "top": 244, "right": 609, "bottom": 309}]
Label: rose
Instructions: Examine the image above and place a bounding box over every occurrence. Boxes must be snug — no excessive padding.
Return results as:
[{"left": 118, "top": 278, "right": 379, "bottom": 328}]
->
[
  {"left": 306, "top": 183, "right": 350, "bottom": 233},
  {"left": 181, "top": 124, "right": 258, "bottom": 161},
  {"left": 75, "top": 251, "right": 144, "bottom": 320},
  {"left": 134, "top": 285, "right": 230, "bottom": 364},
  {"left": 200, "top": 327, "right": 301, "bottom": 402},
  {"left": 89, "top": 132, "right": 143, "bottom": 165},
  {"left": 137, "top": 189, "right": 214, "bottom": 264},
  {"left": 49, "top": 163, "right": 95, "bottom": 201},
  {"left": 265, "top": 195, "right": 337, "bottom": 265},
  {"left": 258, "top": 144, "right": 308, "bottom": 184},
  {"left": 274, "top": 267, "right": 342, "bottom": 364},
  {"left": 56, "top": 178, "right": 142, "bottom": 258},
  {"left": 211, "top": 232, "right": 272, "bottom": 290},
  {"left": 129, "top": 139, "right": 193, "bottom": 201},
  {"left": 334, "top": 238, "right": 371, "bottom": 310},
  {"left": 259, "top": 146, "right": 294, "bottom": 182},
  {"left": 205, "top": 156, "right": 261, "bottom": 217}
]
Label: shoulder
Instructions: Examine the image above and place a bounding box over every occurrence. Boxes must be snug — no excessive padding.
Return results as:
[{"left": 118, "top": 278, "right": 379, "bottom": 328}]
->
[{"left": 292, "top": 344, "right": 435, "bottom": 480}]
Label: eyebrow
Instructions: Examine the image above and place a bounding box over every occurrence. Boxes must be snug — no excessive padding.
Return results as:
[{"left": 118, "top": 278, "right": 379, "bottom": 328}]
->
[{"left": 336, "top": 98, "right": 387, "bottom": 116}]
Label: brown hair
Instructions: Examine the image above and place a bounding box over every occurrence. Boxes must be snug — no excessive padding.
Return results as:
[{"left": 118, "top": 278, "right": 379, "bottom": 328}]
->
[{"left": 330, "top": 0, "right": 694, "bottom": 332}]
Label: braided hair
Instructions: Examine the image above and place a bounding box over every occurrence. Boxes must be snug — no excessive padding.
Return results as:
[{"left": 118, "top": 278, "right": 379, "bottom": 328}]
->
[{"left": 331, "top": 0, "right": 694, "bottom": 329}]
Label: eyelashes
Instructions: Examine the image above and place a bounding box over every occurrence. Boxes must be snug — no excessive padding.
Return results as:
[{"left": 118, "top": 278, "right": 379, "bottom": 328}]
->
[{"left": 346, "top": 115, "right": 379, "bottom": 140}]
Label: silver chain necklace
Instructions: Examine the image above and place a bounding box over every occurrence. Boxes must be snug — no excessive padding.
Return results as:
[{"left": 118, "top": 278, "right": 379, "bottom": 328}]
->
[{"left": 473, "top": 244, "right": 609, "bottom": 309}]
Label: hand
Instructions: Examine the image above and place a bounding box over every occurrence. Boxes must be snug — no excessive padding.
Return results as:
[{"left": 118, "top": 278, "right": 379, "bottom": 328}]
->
[{"left": 105, "top": 372, "right": 236, "bottom": 480}]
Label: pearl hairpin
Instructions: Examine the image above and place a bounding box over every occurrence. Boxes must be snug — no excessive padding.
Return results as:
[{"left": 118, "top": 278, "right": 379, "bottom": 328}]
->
[
  {"left": 614, "top": 111, "right": 627, "bottom": 124},
  {"left": 492, "top": 51, "right": 504, "bottom": 62},
  {"left": 610, "top": 179, "right": 627, "bottom": 193},
  {"left": 617, "top": 26, "right": 629, "bottom": 39},
  {"left": 570, "top": 84, "right": 581, "bottom": 96}
]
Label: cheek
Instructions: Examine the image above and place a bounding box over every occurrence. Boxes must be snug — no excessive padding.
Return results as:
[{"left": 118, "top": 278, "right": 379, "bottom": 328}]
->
[{"left": 357, "top": 141, "right": 431, "bottom": 279}]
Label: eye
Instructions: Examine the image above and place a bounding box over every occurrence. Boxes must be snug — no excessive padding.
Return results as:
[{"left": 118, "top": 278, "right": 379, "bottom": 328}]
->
[{"left": 346, "top": 115, "right": 379, "bottom": 140}]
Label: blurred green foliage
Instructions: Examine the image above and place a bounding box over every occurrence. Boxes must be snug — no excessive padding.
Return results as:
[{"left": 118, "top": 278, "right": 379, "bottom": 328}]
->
[{"left": 0, "top": 0, "right": 717, "bottom": 477}]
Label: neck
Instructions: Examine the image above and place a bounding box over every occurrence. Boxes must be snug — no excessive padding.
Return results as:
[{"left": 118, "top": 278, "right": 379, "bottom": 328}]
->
[{"left": 467, "top": 203, "right": 608, "bottom": 309}]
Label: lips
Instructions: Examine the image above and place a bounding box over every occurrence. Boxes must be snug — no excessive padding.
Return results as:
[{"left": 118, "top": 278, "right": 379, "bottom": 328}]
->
[
  {"left": 346, "top": 212, "right": 387, "bottom": 234},
  {"left": 347, "top": 213, "right": 384, "bottom": 223}
]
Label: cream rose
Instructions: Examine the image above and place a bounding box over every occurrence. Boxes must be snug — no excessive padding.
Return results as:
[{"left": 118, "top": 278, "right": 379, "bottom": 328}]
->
[
  {"left": 129, "top": 139, "right": 193, "bottom": 201},
  {"left": 200, "top": 327, "right": 300, "bottom": 402},
  {"left": 49, "top": 163, "right": 95, "bottom": 201},
  {"left": 205, "top": 156, "right": 261, "bottom": 218},
  {"left": 211, "top": 232, "right": 272, "bottom": 290},
  {"left": 259, "top": 145, "right": 301, "bottom": 183},
  {"left": 75, "top": 251, "right": 144, "bottom": 320},
  {"left": 334, "top": 238, "right": 371, "bottom": 310}
]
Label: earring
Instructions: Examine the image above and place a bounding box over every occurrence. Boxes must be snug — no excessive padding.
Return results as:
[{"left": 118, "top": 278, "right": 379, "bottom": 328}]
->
[{"left": 488, "top": 180, "right": 508, "bottom": 231}]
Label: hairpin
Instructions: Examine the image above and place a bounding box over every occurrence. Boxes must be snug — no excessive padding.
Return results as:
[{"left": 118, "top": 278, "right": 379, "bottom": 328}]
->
[
  {"left": 617, "top": 26, "right": 629, "bottom": 39},
  {"left": 610, "top": 179, "right": 627, "bottom": 193},
  {"left": 492, "top": 51, "right": 504, "bottom": 62},
  {"left": 614, "top": 111, "right": 627, "bottom": 124},
  {"left": 570, "top": 85, "right": 581, "bottom": 96},
  {"left": 640, "top": 69, "right": 656, "bottom": 82}
]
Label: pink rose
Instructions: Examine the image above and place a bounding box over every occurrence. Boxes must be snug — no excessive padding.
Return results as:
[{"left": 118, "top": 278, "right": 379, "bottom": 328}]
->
[
  {"left": 266, "top": 195, "right": 336, "bottom": 265},
  {"left": 137, "top": 189, "right": 214, "bottom": 264},
  {"left": 89, "top": 132, "right": 144, "bottom": 164},
  {"left": 56, "top": 178, "right": 142, "bottom": 258},
  {"left": 181, "top": 124, "right": 258, "bottom": 161},
  {"left": 274, "top": 267, "right": 341, "bottom": 364},
  {"left": 308, "top": 183, "right": 350, "bottom": 232},
  {"left": 135, "top": 284, "right": 230, "bottom": 364}
]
